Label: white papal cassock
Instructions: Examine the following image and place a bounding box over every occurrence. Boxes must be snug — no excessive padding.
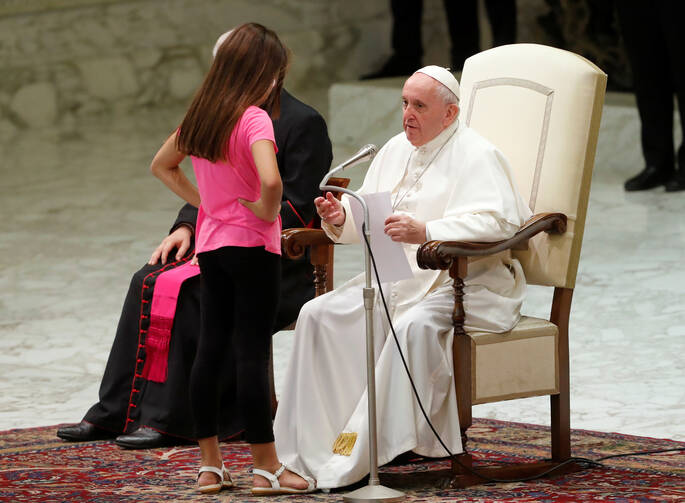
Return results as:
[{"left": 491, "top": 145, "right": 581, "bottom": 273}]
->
[{"left": 273, "top": 119, "right": 532, "bottom": 489}]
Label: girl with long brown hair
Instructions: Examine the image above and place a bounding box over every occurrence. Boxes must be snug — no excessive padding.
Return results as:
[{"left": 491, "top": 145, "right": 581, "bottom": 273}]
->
[{"left": 150, "top": 23, "right": 315, "bottom": 495}]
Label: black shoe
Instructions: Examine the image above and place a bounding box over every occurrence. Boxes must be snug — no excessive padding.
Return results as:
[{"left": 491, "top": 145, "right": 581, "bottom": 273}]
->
[
  {"left": 624, "top": 166, "right": 672, "bottom": 191},
  {"left": 115, "top": 426, "right": 184, "bottom": 449},
  {"left": 665, "top": 172, "right": 685, "bottom": 192},
  {"left": 56, "top": 421, "right": 117, "bottom": 442},
  {"left": 360, "top": 55, "right": 420, "bottom": 80}
]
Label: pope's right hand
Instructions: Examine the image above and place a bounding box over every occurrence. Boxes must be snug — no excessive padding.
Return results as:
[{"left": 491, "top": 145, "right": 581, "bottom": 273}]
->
[{"left": 315, "top": 192, "right": 345, "bottom": 226}]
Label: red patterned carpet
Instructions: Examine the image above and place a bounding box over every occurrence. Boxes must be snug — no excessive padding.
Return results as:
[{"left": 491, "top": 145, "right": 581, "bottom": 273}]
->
[{"left": 1, "top": 418, "right": 684, "bottom": 502}]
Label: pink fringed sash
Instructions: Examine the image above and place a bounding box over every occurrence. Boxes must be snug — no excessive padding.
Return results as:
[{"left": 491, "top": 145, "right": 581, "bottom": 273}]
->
[{"left": 141, "top": 261, "right": 200, "bottom": 383}]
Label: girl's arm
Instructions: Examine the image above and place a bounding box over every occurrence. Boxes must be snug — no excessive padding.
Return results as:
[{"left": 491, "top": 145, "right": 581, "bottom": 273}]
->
[
  {"left": 150, "top": 132, "right": 201, "bottom": 208},
  {"left": 239, "top": 139, "right": 282, "bottom": 222}
]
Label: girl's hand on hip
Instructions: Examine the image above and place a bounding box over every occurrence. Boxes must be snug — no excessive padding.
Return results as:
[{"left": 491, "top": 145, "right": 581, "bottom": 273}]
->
[{"left": 239, "top": 197, "right": 279, "bottom": 222}]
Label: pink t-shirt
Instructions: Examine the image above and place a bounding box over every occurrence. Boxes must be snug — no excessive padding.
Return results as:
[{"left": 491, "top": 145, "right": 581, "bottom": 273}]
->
[{"left": 192, "top": 106, "right": 281, "bottom": 255}]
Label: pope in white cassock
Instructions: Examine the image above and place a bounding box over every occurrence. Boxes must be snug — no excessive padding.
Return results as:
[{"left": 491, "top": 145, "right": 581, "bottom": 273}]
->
[{"left": 273, "top": 66, "right": 532, "bottom": 489}]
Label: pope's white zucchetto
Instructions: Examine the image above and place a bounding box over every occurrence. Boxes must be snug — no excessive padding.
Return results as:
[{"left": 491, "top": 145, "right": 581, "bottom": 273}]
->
[{"left": 414, "top": 65, "right": 460, "bottom": 101}]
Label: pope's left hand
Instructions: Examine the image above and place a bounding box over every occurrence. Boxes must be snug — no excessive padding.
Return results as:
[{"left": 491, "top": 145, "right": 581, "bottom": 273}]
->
[{"left": 384, "top": 214, "right": 427, "bottom": 244}]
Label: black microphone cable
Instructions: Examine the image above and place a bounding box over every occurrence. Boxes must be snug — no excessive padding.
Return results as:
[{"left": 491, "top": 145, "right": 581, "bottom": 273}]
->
[{"left": 360, "top": 226, "right": 683, "bottom": 484}]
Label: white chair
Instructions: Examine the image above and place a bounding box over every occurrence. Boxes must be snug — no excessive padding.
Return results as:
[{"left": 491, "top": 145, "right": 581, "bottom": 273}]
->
[{"left": 418, "top": 43, "right": 607, "bottom": 486}]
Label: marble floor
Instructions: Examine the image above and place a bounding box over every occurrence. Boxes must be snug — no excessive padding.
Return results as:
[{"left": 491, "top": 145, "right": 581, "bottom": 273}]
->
[{"left": 1, "top": 96, "right": 684, "bottom": 446}]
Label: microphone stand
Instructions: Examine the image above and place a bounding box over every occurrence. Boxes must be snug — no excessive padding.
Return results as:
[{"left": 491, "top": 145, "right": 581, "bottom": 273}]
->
[{"left": 320, "top": 164, "right": 405, "bottom": 503}]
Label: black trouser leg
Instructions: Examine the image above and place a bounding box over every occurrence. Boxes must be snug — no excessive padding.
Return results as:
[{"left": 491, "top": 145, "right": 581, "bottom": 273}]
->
[
  {"left": 84, "top": 262, "right": 164, "bottom": 433},
  {"left": 191, "top": 246, "right": 280, "bottom": 443},
  {"left": 616, "top": 1, "right": 675, "bottom": 172},
  {"left": 657, "top": 1, "right": 685, "bottom": 171},
  {"left": 136, "top": 275, "right": 205, "bottom": 439},
  {"left": 444, "top": 0, "right": 479, "bottom": 70},
  {"left": 484, "top": 0, "right": 517, "bottom": 47},
  {"left": 391, "top": 0, "right": 424, "bottom": 67}
]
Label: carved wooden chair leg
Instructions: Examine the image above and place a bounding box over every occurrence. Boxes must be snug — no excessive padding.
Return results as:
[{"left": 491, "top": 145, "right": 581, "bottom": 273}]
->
[{"left": 450, "top": 257, "right": 481, "bottom": 485}]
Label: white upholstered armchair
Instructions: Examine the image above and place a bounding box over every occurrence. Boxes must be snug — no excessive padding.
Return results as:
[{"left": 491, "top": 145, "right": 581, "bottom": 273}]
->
[{"left": 418, "top": 44, "right": 607, "bottom": 486}]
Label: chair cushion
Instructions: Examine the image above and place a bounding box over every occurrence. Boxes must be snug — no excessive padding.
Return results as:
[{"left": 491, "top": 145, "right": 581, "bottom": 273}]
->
[{"left": 469, "top": 315, "right": 559, "bottom": 404}]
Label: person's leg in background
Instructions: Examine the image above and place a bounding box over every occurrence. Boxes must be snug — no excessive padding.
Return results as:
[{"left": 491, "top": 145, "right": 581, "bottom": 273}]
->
[
  {"left": 443, "top": 0, "right": 516, "bottom": 72},
  {"left": 660, "top": 1, "right": 685, "bottom": 191},
  {"left": 443, "top": 0, "right": 479, "bottom": 71},
  {"left": 361, "top": 0, "right": 423, "bottom": 79},
  {"left": 616, "top": 2, "right": 675, "bottom": 191},
  {"left": 485, "top": 0, "right": 517, "bottom": 47}
]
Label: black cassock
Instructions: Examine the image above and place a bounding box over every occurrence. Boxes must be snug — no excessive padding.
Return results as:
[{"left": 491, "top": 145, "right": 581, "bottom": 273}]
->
[{"left": 84, "top": 90, "right": 333, "bottom": 440}]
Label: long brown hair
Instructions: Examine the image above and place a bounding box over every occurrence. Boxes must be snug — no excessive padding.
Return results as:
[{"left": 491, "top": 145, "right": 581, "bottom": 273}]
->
[{"left": 176, "top": 23, "right": 289, "bottom": 162}]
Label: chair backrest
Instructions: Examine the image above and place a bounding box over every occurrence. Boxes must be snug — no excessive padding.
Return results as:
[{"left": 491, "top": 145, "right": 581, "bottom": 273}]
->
[{"left": 459, "top": 44, "right": 606, "bottom": 289}]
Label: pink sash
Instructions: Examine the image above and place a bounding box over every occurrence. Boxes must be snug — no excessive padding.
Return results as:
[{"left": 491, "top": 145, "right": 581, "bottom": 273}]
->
[{"left": 141, "top": 261, "right": 200, "bottom": 383}]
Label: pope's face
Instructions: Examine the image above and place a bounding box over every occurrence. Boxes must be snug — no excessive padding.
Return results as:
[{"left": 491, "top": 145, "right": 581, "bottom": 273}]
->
[{"left": 401, "top": 73, "right": 458, "bottom": 147}]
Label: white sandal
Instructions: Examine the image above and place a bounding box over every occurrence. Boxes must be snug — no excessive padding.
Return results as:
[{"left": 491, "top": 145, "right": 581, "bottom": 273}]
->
[
  {"left": 251, "top": 463, "right": 316, "bottom": 495},
  {"left": 197, "top": 463, "right": 233, "bottom": 494}
]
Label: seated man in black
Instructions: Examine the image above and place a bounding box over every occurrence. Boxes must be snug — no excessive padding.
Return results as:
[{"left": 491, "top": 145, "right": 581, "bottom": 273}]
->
[{"left": 57, "top": 89, "right": 333, "bottom": 448}]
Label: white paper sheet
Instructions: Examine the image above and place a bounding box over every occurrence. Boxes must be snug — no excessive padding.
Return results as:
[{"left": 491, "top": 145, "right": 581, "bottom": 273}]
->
[{"left": 348, "top": 191, "right": 414, "bottom": 284}]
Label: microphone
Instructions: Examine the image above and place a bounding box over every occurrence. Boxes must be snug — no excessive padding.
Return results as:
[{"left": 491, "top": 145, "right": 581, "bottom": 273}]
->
[
  {"left": 320, "top": 143, "right": 377, "bottom": 202},
  {"left": 335, "top": 144, "right": 377, "bottom": 171}
]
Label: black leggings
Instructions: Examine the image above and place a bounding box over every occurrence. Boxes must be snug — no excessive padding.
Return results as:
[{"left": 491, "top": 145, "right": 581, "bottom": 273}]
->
[{"left": 190, "top": 245, "right": 281, "bottom": 443}]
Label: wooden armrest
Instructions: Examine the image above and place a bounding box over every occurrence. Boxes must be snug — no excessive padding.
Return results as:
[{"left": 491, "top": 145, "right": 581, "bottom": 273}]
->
[
  {"left": 281, "top": 228, "right": 334, "bottom": 259},
  {"left": 417, "top": 212, "right": 567, "bottom": 270}
]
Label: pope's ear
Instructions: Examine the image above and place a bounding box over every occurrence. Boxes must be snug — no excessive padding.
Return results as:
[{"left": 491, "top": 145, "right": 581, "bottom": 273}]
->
[{"left": 444, "top": 103, "right": 459, "bottom": 125}]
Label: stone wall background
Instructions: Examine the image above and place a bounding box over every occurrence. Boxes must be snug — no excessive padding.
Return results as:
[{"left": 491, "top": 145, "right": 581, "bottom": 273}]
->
[{"left": 0, "top": 0, "right": 628, "bottom": 134}]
